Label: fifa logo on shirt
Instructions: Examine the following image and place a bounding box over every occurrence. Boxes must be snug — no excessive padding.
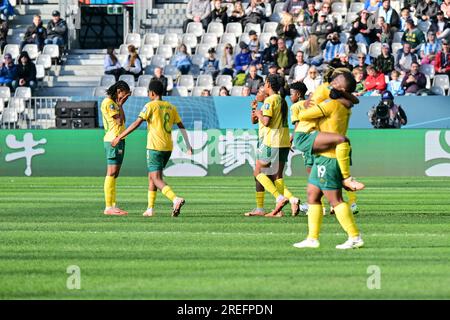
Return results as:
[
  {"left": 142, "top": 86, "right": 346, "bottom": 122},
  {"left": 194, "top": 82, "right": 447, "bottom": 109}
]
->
[{"left": 425, "top": 131, "right": 450, "bottom": 177}]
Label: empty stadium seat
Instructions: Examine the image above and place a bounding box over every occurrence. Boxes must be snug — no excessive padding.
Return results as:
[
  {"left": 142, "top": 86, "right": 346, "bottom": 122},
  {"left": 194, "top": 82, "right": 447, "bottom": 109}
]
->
[
  {"left": 391, "top": 42, "right": 403, "bottom": 55},
  {"left": 137, "top": 75, "right": 152, "bottom": 88},
  {"left": 118, "top": 75, "right": 135, "bottom": 89},
  {"left": 172, "top": 86, "right": 189, "bottom": 96},
  {"left": 144, "top": 33, "right": 160, "bottom": 48},
  {"left": 201, "top": 33, "right": 218, "bottom": 47},
  {"left": 196, "top": 74, "right": 214, "bottom": 89},
  {"left": 182, "top": 33, "right": 198, "bottom": 50},
  {"left": 433, "top": 75, "right": 450, "bottom": 90},
  {"left": 430, "top": 86, "right": 445, "bottom": 96},
  {"left": 186, "top": 22, "right": 204, "bottom": 38},
  {"left": 239, "top": 33, "right": 250, "bottom": 45},
  {"left": 191, "top": 86, "right": 208, "bottom": 96},
  {"left": 271, "top": 3, "right": 284, "bottom": 22},
  {"left": 125, "top": 33, "right": 141, "bottom": 48},
  {"left": 3, "top": 44, "right": 20, "bottom": 60},
  {"left": 178, "top": 75, "right": 195, "bottom": 91},
  {"left": 420, "top": 64, "right": 435, "bottom": 79},
  {"left": 207, "top": 22, "right": 224, "bottom": 38},
  {"left": 0, "top": 86, "right": 11, "bottom": 101},
  {"left": 118, "top": 44, "right": 129, "bottom": 55},
  {"left": 156, "top": 44, "right": 173, "bottom": 59},
  {"left": 350, "top": 2, "right": 364, "bottom": 12},
  {"left": 22, "top": 44, "right": 39, "bottom": 60},
  {"left": 100, "top": 75, "right": 116, "bottom": 87},
  {"left": 117, "top": 54, "right": 128, "bottom": 66},
  {"left": 163, "top": 33, "right": 179, "bottom": 49},
  {"left": 331, "top": 2, "right": 347, "bottom": 15},
  {"left": 35, "top": 64, "right": 45, "bottom": 82},
  {"left": 196, "top": 44, "right": 212, "bottom": 57},
  {"left": 166, "top": 77, "right": 174, "bottom": 92},
  {"left": 93, "top": 86, "right": 107, "bottom": 96},
  {"left": 163, "top": 64, "right": 179, "bottom": 79},
  {"left": 291, "top": 43, "right": 303, "bottom": 54},
  {"left": 393, "top": 32, "right": 404, "bottom": 43},
  {"left": 36, "top": 54, "right": 51, "bottom": 71},
  {"left": 259, "top": 33, "right": 275, "bottom": 48},
  {"left": 215, "top": 75, "right": 232, "bottom": 90},
  {"left": 231, "top": 86, "right": 244, "bottom": 96},
  {"left": 369, "top": 42, "right": 382, "bottom": 58},
  {"left": 42, "top": 44, "right": 60, "bottom": 59},
  {"left": 14, "top": 87, "right": 32, "bottom": 99},
  {"left": 210, "top": 86, "right": 221, "bottom": 96},
  {"left": 150, "top": 54, "right": 167, "bottom": 67},
  {"left": 244, "top": 23, "right": 261, "bottom": 35},
  {"left": 225, "top": 22, "right": 243, "bottom": 38},
  {"left": 132, "top": 87, "right": 148, "bottom": 97},
  {"left": 220, "top": 33, "right": 237, "bottom": 47},
  {"left": 262, "top": 22, "right": 278, "bottom": 33},
  {"left": 1, "top": 107, "right": 19, "bottom": 126},
  {"left": 139, "top": 44, "right": 154, "bottom": 60},
  {"left": 191, "top": 54, "right": 206, "bottom": 67}
]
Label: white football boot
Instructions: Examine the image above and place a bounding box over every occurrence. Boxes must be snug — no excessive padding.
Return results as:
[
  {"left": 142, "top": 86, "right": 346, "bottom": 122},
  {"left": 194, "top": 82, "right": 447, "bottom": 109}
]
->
[
  {"left": 336, "top": 235, "right": 364, "bottom": 249},
  {"left": 293, "top": 238, "right": 320, "bottom": 249}
]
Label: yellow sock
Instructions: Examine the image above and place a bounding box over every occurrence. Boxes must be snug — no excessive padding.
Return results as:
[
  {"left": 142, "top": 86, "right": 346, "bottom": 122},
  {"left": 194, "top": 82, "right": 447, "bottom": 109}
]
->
[
  {"left": 307, "top": 204, "right": 323, "bottom": 240},
  {"left": 104, "top": 176, "right": 115, "bottom": 208},
  {"left": 256, "top": 173, "right": 280, "bottom": 199},
  {"left": 274, "top": 178, "right": 294, "bottom": 199},
  {"left": 347, "top": 190, "right": 357, "bottom": 205},
  {"left": 161, "top": 185, "right": 176, "bottom": 202},
  {"left": 148, "top": 191, "right": 157, "bottom": 209},
  {"left": 336, "top": 142, "right": 351, "bottom": 179},
  {"left": 111, "top": 177, "right": 117, "bottom": 207},
  {"left": 334, "top": 202, "right": 359, "bottom": 237},
  {"left": 256, "top": 191, "right": 265, "bottom": 209}
]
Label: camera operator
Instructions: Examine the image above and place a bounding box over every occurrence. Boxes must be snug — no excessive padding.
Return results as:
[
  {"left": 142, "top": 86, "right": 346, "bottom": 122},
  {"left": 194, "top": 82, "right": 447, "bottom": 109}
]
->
[{"left": 368, "top": 91, "right": 407, "bottom": 128}]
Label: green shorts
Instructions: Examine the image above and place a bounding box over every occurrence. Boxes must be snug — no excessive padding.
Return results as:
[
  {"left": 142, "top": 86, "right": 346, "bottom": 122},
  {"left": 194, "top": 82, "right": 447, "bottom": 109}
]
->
[
  {"left": 293, "top": 131, "right": 318, "bottom": 168},
  {"left": 104, "top": 140, "right": 125, "bottom": 165},
  {"left": 146, "top": 149, "right": 172, "bottom": 173},
  {"left": 256, "top": 143, "right": 289, "bottom": 164},
  {"left": 308, "top": 155, "right": 343, "bottom": 190}
]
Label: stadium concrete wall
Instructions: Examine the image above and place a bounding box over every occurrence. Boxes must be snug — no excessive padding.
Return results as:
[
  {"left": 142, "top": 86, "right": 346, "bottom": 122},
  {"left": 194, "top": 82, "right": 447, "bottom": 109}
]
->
[{"left": 1, "top": 129, "right": 449, "bottom": 177}]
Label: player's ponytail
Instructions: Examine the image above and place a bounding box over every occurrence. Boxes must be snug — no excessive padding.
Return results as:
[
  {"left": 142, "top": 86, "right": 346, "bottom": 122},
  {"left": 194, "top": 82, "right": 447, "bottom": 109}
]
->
[{"left": 106, "top": 81, "right": 131, "bottom": 102}]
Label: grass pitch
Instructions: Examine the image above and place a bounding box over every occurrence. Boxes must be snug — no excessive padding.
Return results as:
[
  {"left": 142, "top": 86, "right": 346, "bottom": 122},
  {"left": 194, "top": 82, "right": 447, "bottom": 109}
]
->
[{"left": 0, "top": 176, "right": 449, "bottom": 299}]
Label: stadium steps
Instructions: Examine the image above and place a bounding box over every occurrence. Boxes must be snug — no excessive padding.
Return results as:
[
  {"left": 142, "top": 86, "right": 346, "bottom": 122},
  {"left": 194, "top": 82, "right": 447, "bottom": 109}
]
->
[{"left": 148, "top": 3, "right": 186, "bottom": 34}]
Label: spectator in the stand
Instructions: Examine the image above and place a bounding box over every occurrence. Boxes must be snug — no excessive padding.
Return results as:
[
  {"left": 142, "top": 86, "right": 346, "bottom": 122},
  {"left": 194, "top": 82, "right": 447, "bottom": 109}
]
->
[
  {"left": 209, "top": 0, "right": 228, "bottom": 27},
  {"left": 356, "top": 53, "right": 369, "bottom": 74},
  {"left": 434, "top": 39, "right": 450, "bottom": 76},
  {"left": 318, "top": 1, "right": 337, "bottom": 25},
  {"left": 245, "top": 65, "right": 263, "bottom": 94},
  {"left": 351, "top": 10, "right": 372, "bottom": 47},
  {"left": 0, "top": 53, "right": 17, "bottom": 88},
  {"left": 401, "top": 19, "right": 425, "bottom": 54},
  {"left": 442, "top": 0, "right": 450, "bottom": 18},
  {"left": 274, "top": 38, "right": 296, "bottom": 75},
  {"left": 415, "top": 0, "right": 440, "bottom": 22},
  {"left": 371, "top": 16, "right": 393, "bottom": 44},
  {"left": 182, "top": 0, "right": 211, "bottom": 33},
  {"left": 172, "top": 44, "right": 193, "bottom": 75},
  {"left": 396, "top": 42, "right": 419, "bottom": 74},
  {"left": 288, "top": 50, "right": 309, "bottom": 83},
  {"left": 322, "top": 32, "right": 345, "bottom": 64},
  {"left": 0, "top": 0, "right": 14, "bottom": 19},
  {"left": 122, "top": 45, "right": 143, "bottom": 80},
  {"left": 375, "top": 43, "right": 395, "bottom": 74},
  {"left": 420, "top": 31, "right": 441, "bottom": 65},
  {"left": 276, "top": 12, "right": 298, "bottom": 49},
  {"left": 282, "top": 0, "right": 307, "bottom": 19},
  {"left": 329, "top": 53, "right": 353, "bottom": 70},
  {"left": 364, "top": 65, "right": 386, "bottom": 95},
  {"left": 346, "top": 36, "right": 365, "bottom": 67},
  {"left": 401, "top": 62, "right": 427, "bottom": 94},
  {"left": 352, "top": 67, "right": 366, "bottom": 96},
  {"left": 310, "top": 12, "right": 334, "bottom": 47},
  {"left": 219, "top": 43, "right": 234, "bottom": 76},
  {"left": 21, "top": 15, "right": 47, "bottom": 51},
  {"left": 201, "top": 89, "right": 211, "bottom": 96},
  {"left": 404, "top": 0, "right": 419, "bottom": 12},
  {"left": 364, "top": 0, "right": 382, "bottom": 13},
  {"left": 303, "top": 65, "right": 322, "bottom": 96},
  {"left": 13, "top": 51, "right": 37, "bottom": 92},
  {"left": 228, "top": 1, "right": 245, "bottom": 24},
  {"left": 45, "top": 10, "right": 67, "bottom": 47},
  {"left": 151, "top": 67, "right": 168, "bottom": 96},
  {"left": 242, "top": 0, "right": 265, "bottom": 27},
  {"left": 267, "top": 63, "right": 287, "bottom": 93},
  {"left": 235, "top": 41, "right": 252, "bottom": 74},
  {"left": 0, "top": 16, "right": 8, "bottom": 52},
  {"left": 219, "top": 86, "right": 230, "bottom": 96},
  {"left": 429, "top": 11, "right": 450, "bottom": 41},
  {"left": 242, "top": 85, "right": 252, "bottom": 97},
  {"left": 387, "top": 70, "right": 405, "bottom": 96},
  {"left": 248, "top": 30, "right": 263, "bottom": 53},
  {"left": 399, "top": 7, "right": 412, "bottom": 32},
  {"left": 376, "top": 0, "right": 400, "bottom": 31},
  {"left": 295, "top": 13, "right": 310, "bottom": 43},
  {"left": 202, "top": 47, "right": 220, "bottom": 79},
  {"left": 262, "top": 36, "right": 278, "bottom": 72},
  {"left": 249, "top": 50, "right": 263, "bottom": 74},
  {"left": 104, "top": 47, "right": 123, "bottom": 81},
  {"left": 304, "top": 0, "right": 318, "bottom": 26}
]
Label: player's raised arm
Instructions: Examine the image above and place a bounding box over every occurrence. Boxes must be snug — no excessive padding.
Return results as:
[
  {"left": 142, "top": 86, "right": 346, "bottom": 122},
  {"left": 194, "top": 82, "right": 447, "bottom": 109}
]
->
[
  {"left": 298, "top": 104, "right": 330, "bottom": 121},
  {"left": 176, "top": 122, "right": 193, "bottom": 155}
]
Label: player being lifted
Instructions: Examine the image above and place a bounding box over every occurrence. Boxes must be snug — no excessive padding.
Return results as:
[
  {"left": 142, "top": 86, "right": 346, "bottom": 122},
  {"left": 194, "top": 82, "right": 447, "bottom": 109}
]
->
[
  {"left": 246, "top": 85, "right": 307, "bottom": 217},
  {"left": 251, "top": 75, "right": 300, "bottom": 216},
  {"left": 112, "top": 80, "right": 193, "bottom": 217},
  {"left": 101, "top": 80, "right": 131, "bottom": 216},
  {"left": 293, "top": 73, "right": 364, "bottom": 249}
]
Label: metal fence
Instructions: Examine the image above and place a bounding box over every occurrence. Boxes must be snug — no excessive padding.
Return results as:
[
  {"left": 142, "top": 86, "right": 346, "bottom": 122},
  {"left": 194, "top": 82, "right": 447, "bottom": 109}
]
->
[{"left": 0, "top": 97, "right": 69, "bottom": 130}]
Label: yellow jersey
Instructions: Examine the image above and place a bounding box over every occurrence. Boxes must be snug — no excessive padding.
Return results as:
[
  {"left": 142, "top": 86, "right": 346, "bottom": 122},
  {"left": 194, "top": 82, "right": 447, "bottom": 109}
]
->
[
  {"left": 298, "top": 98, "right": 351, "bottom": 158},
  {"left": 290, "top": 100, "right": 317, "bottom": 133},
  {"left": 309, "top": 82, "right": 331, "bottom": 107},
  {"left": 261, "top": 94, "right": 290, "bottom": 148},
  {"left": 138, "top": 100, "right": 182, "bottom": 151},
  {"left": 101, "top": 97, "right": 125, "bottom": 142}
]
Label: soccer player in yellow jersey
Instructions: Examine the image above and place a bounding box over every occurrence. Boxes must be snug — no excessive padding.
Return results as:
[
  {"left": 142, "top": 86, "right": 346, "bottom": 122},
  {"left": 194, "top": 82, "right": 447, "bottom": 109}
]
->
[
  {"left": 252, "top": 75, "right": 294, "bottom": 216},
  {"left": 293, "top": 76, "right": 364, "bottom": 249},
  {"left": 100, "top": 81, "right": 131, "bottom": 216},
  {"left": 112, "top": 81, "right": 193, "bottom": 217}
]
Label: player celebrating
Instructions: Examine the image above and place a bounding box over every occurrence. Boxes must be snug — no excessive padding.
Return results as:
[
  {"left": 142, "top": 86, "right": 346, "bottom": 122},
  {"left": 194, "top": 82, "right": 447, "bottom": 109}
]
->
[
  {"left": 112, "top": 81, "right": 192, "bottom": 217},
  {"left": 293, "top": 75, "right": 364, "bottom": 249},
  {"left": 252, "top": 75, "right": 293, "bottom": 216},
  {"left": 101, "top": 80, "right": 131, "bottom": 216}
]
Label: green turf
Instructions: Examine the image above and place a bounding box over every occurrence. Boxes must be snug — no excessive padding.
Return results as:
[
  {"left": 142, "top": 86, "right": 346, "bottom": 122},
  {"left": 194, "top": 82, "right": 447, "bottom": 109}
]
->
[{"left": 0, "top": 176, "right": 449, "bottom": 300}]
